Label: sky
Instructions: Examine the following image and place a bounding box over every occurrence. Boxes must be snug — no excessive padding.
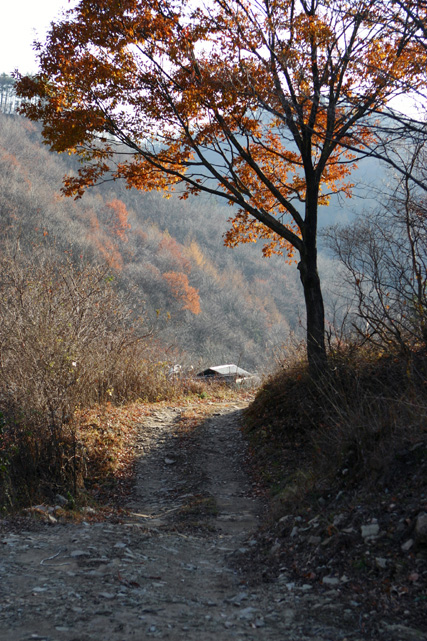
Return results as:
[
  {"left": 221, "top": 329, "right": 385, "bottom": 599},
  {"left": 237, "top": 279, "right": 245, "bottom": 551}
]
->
[
  {"left": 0, "top": 0, "right": 422, "bottom": 119},
  {"left": 0, "top": 1, "right": 78, "bottom": 75}
]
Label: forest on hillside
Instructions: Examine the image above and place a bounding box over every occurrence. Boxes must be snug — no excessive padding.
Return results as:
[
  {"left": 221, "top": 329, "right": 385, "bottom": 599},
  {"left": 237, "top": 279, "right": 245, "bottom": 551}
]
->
[
  {"left": 1, "top": 62, "right": 394, "bottom": 376},
  {"left": 0, "top": 110, "right": 326, "bottom": 372}
]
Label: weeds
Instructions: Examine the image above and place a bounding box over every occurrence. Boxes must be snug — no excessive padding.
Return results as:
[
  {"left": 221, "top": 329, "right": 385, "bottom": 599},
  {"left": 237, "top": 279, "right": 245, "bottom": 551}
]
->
[
  {"left": 0, "top": 239, "right": 251, "bottom": 509},
  {"left": 313, "top": 348, "right": 427, "bottom": 484},
  {"left": 0, "top": 243, "right": 181, "bottom": 507},
  {"left": 244, "top": 343, "right": 427, "bottom": 506}
]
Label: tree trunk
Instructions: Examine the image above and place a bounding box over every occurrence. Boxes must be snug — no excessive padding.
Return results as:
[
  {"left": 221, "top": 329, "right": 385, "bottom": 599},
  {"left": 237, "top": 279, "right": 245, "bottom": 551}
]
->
[
  {"left": 298, "top": 254, "right": 327, "bottom": 376},
  {"left": 298, "top": 180, "right": 328, "bottom": 376}
]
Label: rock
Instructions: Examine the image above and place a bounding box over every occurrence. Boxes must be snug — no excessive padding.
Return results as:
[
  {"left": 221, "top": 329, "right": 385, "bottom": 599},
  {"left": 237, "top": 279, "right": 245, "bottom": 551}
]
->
[
  {"left": 322, "top": 576, "right": 340, "bottom": 586},
  {"left": 33, "top": 504, "right": 48, "bottom": 512},
  {"left": 270, "top": 542, "right": 281, "bottom": 555},
  {"left": 239, "top": 606, "right": 256, "bottom": 620},
  {"left": 401, "top": 538, "right": 414, "bottom": 552},
  {"left": 70, "top": 550, "right": 91, "bottom": 558},
  {"left": 279, "top": 515, "right": 292, "bottom": 524},
  {"left": 164, "top": 458, "right": 176, "bottom": 465},
  {"left": 228, "top": 592, "right": 248, "bottom": 605},
  {"left": 333, "top": 513, "right": 345, "bottom": 526},
  {"left": 361, "top": 523, "right": 380, "bottom": 540},
  {"left": 283, "top": 608, "right": 296, "bottom": 622},
  {"left": 55, "top": 494, "right": 68, "bottom": 507},
  {"left": 82, "top": 506, "right": 96, "bottom": 515},
  {"left": 415, "top": 512, "right": 427, "bottom": 544},
  {"left": 308, "top": 535, "right": 321, "bottom": 545},
  {"left": 375, "top": 557, "right": 387, "bottom": 569}
]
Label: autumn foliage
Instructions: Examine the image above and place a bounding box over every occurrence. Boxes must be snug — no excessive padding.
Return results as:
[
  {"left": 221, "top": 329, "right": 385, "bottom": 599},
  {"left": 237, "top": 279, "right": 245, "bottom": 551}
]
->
[
  {"left": 163, "top": 271, "right": 201, "bottom": 315},
  {"left": 85, "top": 198, "right": 131, "bottom": 270},
  {"left": 16, "top": 0, "right": 427, "bottom": 370},
  {"left": 105, "top": 198, "right": 131, "bottom": 242}
]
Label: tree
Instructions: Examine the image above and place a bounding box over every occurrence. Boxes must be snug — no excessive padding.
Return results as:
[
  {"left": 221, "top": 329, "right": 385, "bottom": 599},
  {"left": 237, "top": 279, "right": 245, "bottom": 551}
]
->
[
  {"left": 0, "top": 74, "right": 18, "bottom": 114},
  {"left": 163, "top": 271, "right": 201, "bottom": 314},
  {"left": 325, "top": 143, "right": 427, "bottom": 353},
  {"left": 16, "top": 0, "right": 427, "bottom": 373}
]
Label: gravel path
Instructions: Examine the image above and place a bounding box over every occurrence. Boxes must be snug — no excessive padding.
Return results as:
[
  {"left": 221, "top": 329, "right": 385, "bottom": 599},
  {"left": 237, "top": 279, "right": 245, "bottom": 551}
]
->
[{"left": 0, "top": 403, "right": 372, "bottom": 640}]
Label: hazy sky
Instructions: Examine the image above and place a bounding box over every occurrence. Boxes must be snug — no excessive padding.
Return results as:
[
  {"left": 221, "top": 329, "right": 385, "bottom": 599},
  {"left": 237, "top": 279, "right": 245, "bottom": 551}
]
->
[
  {"left": 0, "top": 1, "right": 421, "bottom": 119},
  {"left": 0, "top": 1, "right": 78, "bottom": 75}
]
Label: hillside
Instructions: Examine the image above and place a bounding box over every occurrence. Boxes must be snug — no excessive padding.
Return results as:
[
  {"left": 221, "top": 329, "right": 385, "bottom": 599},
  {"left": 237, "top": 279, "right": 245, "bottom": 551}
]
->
[{"left": 0, "top": 112, "right": 340, "bottom": 371}]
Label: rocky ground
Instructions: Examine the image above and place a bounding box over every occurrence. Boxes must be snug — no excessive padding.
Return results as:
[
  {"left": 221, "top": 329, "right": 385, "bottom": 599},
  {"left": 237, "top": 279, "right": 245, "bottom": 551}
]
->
[{"left": 0, "top": 401, "right": 425, "bottom": 640}]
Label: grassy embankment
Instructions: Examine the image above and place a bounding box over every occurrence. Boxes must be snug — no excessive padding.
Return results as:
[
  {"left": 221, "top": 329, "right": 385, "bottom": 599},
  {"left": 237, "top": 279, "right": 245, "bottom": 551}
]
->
[{"left": 244, "top": 346, "right": 427, "bottom": 512}]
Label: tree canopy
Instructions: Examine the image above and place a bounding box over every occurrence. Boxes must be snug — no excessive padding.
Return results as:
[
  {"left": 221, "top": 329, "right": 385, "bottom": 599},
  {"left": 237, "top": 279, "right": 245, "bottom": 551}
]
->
[{"left": 16, "top": 0, "right": 427, "bottom": 371}]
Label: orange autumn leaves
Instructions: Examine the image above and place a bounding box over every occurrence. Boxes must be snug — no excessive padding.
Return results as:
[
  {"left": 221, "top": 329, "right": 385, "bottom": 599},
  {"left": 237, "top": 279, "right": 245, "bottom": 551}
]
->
[
  {"left": 87, "top": 198, "right": 201, "bottom": 314},
  {"left": 15, "top": 1, "right": 427, "bottom": 261},
  {"left": 162, "top": 271, "right": 201, "bottom": 315},
  {"left": 158, "top": 236, "right": 201, "bottom": 314},
  {"left": 88, "top": 198, "right": 131, "bottom": 271}
]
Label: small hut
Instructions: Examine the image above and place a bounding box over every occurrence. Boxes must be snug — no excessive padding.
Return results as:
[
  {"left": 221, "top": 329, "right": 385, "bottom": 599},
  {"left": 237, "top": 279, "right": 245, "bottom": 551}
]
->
[{"left": 196, "top": 364, "right": 253, "bottom": 384}]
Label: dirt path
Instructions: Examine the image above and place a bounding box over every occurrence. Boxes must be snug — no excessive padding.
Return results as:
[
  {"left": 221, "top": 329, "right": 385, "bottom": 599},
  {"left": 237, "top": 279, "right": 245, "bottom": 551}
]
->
[{"left": 0, "top": 402, "right": 378, "bottom": 640}]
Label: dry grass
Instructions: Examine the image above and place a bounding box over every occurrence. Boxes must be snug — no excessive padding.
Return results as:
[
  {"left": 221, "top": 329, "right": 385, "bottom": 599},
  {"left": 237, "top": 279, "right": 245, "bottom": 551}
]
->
[
  {"left": 75, "top": 402, "right": 151, "bottom": 504},
  {"left": 244, "top": 345, "right": 427, "bottom": 505},
  {"left": 242, "top": 346, "right": 427, "bottom": 638},
  {"left": 0, "top": 244, "right": 199, "bottom": 509}
]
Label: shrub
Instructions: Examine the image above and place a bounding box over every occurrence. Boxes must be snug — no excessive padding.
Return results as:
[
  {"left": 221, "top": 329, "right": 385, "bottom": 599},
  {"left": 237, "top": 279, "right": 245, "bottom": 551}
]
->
[
  {"left": 0, "top": 242, "right": 175, "bottom": 506},
  {"left": 244, "top": 344, "right": 427, "bottom": 504},
  {"left": 311, "top": 347, "right": 427, "bottom": 483}
]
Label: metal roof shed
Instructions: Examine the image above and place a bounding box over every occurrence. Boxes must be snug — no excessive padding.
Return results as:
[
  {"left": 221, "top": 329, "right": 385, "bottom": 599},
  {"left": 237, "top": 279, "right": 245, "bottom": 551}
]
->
[{"left": 197, "top": 364, "right": 253, "bottom": 381}]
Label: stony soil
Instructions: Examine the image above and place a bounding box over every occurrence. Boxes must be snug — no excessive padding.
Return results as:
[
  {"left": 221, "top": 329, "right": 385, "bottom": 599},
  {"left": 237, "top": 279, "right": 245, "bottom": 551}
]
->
[{"left": 0, "top": 402, "right": 424, "bottom": 640}]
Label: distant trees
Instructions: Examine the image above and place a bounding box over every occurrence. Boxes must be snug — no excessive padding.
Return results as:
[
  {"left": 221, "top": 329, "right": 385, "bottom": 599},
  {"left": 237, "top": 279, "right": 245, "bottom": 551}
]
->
[
  {"left": 0, "top": 74, "right": 19, "bottom": 114},
  {"left": 163, "top": 271, "right": 201, "bottom": 315},
  {"left": 86, "top": 198, "right": 132, "bottom": 270},
  {"left": 16, "top": 0, "right": 427, "bottom": 373},
  {"left": 326, "top": 144, "right": 427, "bottom": 353}
]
